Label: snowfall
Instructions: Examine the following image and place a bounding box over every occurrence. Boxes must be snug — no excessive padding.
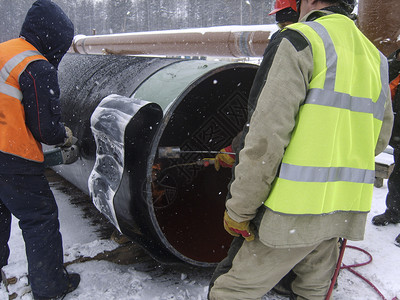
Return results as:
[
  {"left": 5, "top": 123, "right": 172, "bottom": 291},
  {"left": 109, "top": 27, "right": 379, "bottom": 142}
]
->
[{"left": 0, "top": 149, "right": 398, "bottom": 300}]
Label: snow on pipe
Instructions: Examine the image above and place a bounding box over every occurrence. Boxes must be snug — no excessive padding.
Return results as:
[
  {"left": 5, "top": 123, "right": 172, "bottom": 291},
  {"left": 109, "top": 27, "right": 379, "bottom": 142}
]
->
[
  {"left": 54, "top": 53, "right": 258, "bottom": 266},
  {"left": 69, "top": 25, "right": 277, "bottom": 58}
]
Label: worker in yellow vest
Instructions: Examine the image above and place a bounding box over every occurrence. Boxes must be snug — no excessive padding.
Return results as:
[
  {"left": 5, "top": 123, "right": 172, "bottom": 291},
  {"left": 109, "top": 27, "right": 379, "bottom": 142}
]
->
[
  {"left": 208, "top": 0, "right": 393, "bottom": 299},
  {"left": 0, "top": 1, "right": 79, "bottom": 299}
]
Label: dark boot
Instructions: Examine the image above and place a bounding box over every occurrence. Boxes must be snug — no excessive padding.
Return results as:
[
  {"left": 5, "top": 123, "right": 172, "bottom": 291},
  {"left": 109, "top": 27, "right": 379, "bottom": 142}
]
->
[
  {"left": 33, "top": 272, "right": 80, "bottom": 300},
  {"left": 371, "top": 211, "right": 400, "bottom": 226},
  {"left": 62, "top": 273, "right": 80, "bottom": 296},
  {"left": 1, "top": 268, "right": 6, "bottom": 289},
  {"left": 395, "top": 233, "right": 400, "bottom": 247}
]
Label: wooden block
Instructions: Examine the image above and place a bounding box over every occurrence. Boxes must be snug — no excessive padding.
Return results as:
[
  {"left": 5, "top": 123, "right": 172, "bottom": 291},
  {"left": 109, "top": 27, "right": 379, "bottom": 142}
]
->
[{"left": 374, "top": 161, "right": 395, "bottom": 188}]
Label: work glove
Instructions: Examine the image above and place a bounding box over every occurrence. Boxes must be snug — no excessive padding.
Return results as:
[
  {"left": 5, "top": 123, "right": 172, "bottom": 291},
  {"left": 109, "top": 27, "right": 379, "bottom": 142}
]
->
[
  {"left": 214, "top": 145, "right": 236, "bottom": 171},
  {"left": 62, "top": 126, "right": 76, "bottom": 148},
  {"left": 223, "top": 211, "right": 254, "bottom": 242}
]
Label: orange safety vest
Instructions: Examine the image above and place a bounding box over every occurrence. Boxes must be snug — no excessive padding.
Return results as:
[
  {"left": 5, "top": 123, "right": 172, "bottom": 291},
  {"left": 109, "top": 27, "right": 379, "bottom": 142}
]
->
[
  {"left": 0, "top": 38, "right": 47, "bottom": 162},
  {"left": 390, "top": 74, "right": 400, "bottom": 101}
]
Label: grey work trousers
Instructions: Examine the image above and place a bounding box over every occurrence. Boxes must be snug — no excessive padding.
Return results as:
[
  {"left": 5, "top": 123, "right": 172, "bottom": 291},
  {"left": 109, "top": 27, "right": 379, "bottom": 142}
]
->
[{"left": 209, "top": 237, "right": 339, "bottom": 300}]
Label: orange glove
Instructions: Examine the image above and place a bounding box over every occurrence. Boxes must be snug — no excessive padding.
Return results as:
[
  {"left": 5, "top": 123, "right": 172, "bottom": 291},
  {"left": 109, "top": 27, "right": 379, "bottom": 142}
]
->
[
  {"left": 215, "top": 145, "right": 236, "bottom": 171},
  {"left": 223, "top": 211, "right": 254, "bottom": 241}
]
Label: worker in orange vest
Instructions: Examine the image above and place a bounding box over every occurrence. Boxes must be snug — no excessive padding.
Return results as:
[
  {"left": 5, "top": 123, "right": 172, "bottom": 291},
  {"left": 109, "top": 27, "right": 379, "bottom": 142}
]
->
[{"left": 0, "top": 1, "right": 79, "bottom": 299}]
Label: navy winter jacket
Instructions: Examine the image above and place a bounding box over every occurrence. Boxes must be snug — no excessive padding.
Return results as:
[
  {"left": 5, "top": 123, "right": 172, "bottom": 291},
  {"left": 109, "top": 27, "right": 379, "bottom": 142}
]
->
[
  {"left": 388, "top": 49, "right": 400, "bottom": 149},
  {"left": 0, "top": 0, "right": 74, "bottom": 174}
]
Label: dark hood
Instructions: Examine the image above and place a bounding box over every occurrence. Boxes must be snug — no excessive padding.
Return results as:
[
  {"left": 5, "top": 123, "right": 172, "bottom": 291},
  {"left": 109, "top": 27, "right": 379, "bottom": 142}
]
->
[{"left": 20, "top": 0, "right": 74, "bottom": 68}]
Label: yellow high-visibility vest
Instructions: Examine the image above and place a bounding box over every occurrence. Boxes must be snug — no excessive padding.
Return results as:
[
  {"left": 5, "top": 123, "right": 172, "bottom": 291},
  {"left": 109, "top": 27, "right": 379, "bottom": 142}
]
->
[
  {"left": 0, "top": 38, "right": 47, "bottom": 162},
  {"left": 265, "top": 14, "right": 389, "bottom": 215}
]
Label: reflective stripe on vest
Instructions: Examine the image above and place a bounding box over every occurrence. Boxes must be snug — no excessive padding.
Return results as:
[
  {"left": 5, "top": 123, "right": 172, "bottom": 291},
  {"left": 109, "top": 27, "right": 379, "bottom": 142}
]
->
[
  {"left": 0, "top": 38, "right": 47, "bottom": 162},
  {"left": 264, "top": 14, "right": 388, "bottom": 215},
  {"left": 0, "top": 50, "right": 42, "bottom": 100}
]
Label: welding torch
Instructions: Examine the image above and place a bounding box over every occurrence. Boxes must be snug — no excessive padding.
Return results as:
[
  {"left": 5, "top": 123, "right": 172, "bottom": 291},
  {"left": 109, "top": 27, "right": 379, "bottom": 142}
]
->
[{"left": 158, "top": 146, "right": 236, "bottom": 167}]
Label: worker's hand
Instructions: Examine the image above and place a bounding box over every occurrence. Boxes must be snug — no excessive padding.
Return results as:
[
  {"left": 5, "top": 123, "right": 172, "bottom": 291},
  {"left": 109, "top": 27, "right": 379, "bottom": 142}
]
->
[
  {"left": 62, "top": 126, "right": 76, "bottom": 148},
  {"left": 223, "top": 211, "right": 254, "bottom": 242},
  {"left": 215, "top": 146, "right": 236, "bottom": 171}
]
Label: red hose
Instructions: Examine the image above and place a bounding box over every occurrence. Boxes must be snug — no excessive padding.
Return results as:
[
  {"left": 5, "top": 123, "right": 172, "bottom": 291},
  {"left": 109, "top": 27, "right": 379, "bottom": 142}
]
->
[
  {"left": 325, "top": 238, "right": 347, "bottom": 300},
  {"left": 326, "top": 243, "right": 399, "bottom": 300}
]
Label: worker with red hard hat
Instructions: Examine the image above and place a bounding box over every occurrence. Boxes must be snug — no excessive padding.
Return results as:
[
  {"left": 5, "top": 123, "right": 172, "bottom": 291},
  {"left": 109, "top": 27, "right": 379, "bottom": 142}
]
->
[
  {"left": 209, "top": 0, "right": 393, "bottom": 299},
  {"left": 269, "top": 0, "right": 299, "bottom": 29}
]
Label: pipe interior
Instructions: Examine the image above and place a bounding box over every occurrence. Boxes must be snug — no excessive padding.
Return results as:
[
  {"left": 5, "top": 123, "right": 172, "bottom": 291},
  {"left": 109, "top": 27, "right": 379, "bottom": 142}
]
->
[{"left": 152, "top": 67, "right": 256, "bottom": 263}]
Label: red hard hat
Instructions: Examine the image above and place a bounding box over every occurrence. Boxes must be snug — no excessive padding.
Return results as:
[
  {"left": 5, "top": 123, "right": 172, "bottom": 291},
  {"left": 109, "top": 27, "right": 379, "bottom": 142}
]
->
[{"left": 269, "top": 0, "right": 298, "bottom": 15}]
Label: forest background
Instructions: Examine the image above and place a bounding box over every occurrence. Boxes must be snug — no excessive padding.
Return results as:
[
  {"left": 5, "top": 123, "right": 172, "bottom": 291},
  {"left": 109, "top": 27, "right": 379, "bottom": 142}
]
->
[{"left": 0, "top": 0, "right": 276, "bottom": 42}]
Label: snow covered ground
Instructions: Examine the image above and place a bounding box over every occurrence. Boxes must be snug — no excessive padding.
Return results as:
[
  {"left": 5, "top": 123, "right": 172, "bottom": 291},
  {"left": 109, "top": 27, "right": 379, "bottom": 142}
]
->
[{"left": 1, "top": 160, "right": 400, "bottom": 300}]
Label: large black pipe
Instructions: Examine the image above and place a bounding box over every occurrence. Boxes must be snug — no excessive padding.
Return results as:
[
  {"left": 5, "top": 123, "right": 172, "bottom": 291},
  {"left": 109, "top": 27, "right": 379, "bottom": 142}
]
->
[{"left": 55, "top": 53, "right": 258, "bottom": 266}]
